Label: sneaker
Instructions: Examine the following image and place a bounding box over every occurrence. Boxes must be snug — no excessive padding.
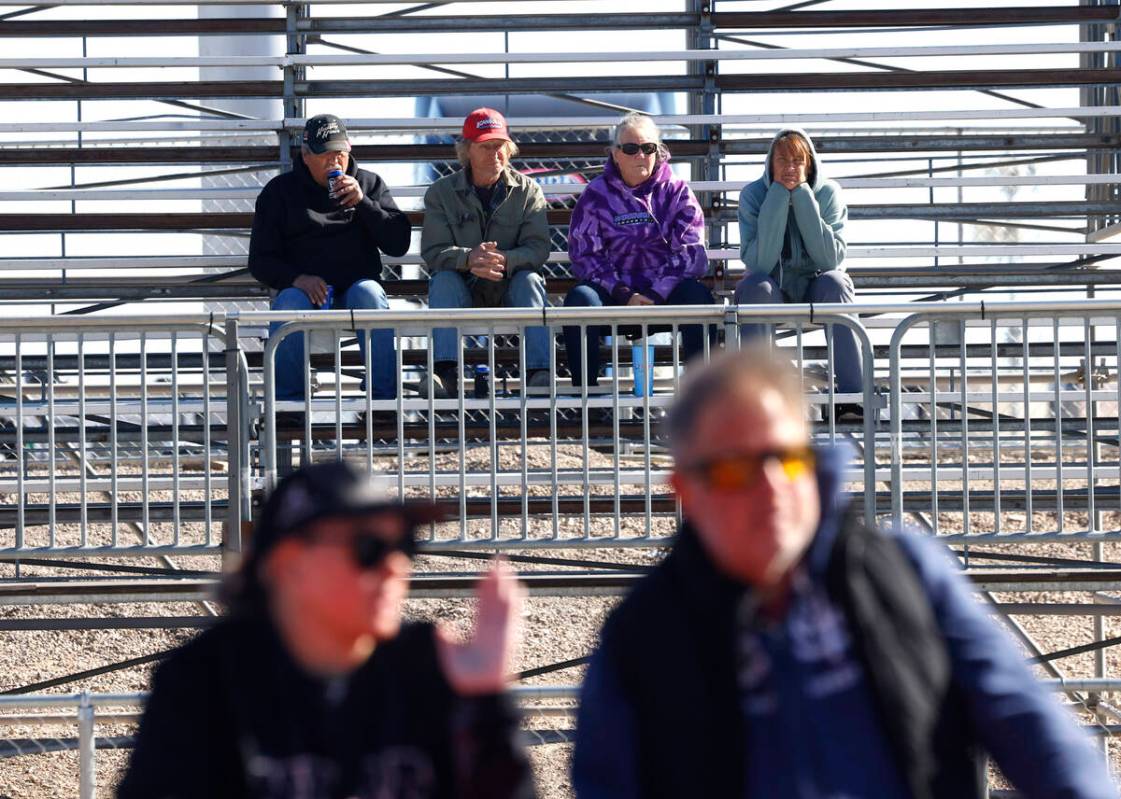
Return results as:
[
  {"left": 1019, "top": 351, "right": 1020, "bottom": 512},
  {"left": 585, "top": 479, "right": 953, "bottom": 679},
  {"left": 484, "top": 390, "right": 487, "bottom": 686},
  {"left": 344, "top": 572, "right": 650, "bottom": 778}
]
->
[
  {"left": 274, "top": 410, "right": 307, "bottom": 429},
  {"left": 413, "top": 372, "right": 451, "bottom": 400},
  {"left": 832, "top": 403, "right": 864, "bottom": 423},
  {"left": 526, "top": 369, "right": 552, "bottom": 391}
]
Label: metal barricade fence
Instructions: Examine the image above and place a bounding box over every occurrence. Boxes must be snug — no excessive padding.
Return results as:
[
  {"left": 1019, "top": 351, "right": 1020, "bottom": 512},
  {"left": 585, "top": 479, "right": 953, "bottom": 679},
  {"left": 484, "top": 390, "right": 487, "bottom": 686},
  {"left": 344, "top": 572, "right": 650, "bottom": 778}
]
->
[
  {"left": 889, "top": 300, "right": 1121, "bottom": 541},
  {"left": 0, "top": 316, "right": 250, "bottom": 561},
  {"left": 255, "top": 306, "right": 723, "bottom": 550},
  {"left": 252, "top": 304, "right": 877, "bottom": 548},
  {"left": 4, "top": 301, "right": 1121, "bottom": 559},
  {"left": 4, "top": 681, "right": 1118, "bottom": 799}
]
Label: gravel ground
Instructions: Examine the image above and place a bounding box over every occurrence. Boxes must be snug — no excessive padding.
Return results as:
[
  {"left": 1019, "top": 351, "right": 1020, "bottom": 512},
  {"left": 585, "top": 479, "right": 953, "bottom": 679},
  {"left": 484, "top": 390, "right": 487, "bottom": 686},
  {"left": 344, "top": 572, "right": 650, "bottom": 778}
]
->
[{"left": 2, "top": 444, "right": 1120, "bottom": 797}]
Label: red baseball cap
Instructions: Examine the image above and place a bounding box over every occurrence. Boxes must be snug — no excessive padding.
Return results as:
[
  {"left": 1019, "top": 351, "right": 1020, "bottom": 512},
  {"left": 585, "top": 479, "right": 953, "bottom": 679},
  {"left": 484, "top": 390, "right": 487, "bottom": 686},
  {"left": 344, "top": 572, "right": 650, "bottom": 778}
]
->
[{"left": 462, "top": 107, "right": 510, "bottom": 143}]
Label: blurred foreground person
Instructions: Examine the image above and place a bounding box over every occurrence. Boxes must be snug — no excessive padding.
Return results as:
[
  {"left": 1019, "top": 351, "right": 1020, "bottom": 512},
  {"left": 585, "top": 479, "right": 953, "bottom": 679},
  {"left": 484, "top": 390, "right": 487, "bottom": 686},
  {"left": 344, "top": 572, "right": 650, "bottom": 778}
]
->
[
  {"left": 119, "top": 460, "right": 534, "bottom": 799},
  {"left": 573, "top": 346, "right": 1115, "bottom": 799}
]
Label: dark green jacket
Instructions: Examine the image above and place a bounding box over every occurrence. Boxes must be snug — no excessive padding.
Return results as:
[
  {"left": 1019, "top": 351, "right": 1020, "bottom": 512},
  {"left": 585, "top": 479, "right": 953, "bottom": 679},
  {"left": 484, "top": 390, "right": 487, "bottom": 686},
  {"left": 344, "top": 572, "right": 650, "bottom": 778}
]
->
[{"left": 421, "top": 166, "right": 549, "bottom": 306}]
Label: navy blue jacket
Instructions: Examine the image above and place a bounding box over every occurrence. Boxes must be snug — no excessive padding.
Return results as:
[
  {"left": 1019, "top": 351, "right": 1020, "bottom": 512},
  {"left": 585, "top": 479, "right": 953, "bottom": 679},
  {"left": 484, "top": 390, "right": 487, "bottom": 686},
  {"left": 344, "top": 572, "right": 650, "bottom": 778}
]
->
[{"left": 573, "top": 447, "right": 1116, "bottom": 799}]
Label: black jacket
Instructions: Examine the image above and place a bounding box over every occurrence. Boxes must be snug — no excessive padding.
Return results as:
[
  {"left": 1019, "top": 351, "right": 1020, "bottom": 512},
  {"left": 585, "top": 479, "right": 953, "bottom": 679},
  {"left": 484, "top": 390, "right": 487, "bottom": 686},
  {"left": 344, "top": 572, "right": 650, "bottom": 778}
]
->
[
  {"left": 581, "top": 515, "right": 961, "bottom": 799},
  {"left": 117, "top": 616, "right": 535, "bottom": 799},
  {"left": 248, "top": 156, "right": 412, "bottom": 296},
  {"left": 575, "top": 466, "right": 1116, "bottom": 799}
]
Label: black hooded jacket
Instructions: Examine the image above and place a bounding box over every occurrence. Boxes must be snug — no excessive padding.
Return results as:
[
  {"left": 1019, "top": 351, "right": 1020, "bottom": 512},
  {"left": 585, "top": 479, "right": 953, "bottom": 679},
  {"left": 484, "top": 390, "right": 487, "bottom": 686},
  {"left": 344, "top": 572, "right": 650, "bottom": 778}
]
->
[
  {"left": 117, "top": 615, "right": 535, "bottom": 799},
  {"left": 248, "top": 155, "right": 412, "bottom": 295}
]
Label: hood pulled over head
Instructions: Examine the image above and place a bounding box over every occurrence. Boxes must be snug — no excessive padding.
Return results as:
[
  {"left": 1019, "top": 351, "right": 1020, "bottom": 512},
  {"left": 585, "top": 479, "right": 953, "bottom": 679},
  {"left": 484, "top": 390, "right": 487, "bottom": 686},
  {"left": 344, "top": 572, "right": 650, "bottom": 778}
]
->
[{"left": 762, "top": 128, "right": 824, "bottom": 190}]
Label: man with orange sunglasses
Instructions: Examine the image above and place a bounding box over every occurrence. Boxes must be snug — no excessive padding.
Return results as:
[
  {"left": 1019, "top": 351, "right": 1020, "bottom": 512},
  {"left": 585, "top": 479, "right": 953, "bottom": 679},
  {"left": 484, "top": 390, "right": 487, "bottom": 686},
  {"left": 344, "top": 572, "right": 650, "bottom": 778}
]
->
[{"left": 573, "top": 346, "right": 1114, "bottom": 799}]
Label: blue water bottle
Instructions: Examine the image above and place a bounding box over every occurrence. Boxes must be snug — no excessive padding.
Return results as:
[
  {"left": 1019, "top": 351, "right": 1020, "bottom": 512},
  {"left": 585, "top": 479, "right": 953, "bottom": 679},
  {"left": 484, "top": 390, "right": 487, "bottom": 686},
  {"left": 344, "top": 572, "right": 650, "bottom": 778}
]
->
[
  {"left": 632, "top": 342, "right": 654, "bottom": 397},
  {"left": 322, "top": 284, "right": 334, "bottom": 310}
]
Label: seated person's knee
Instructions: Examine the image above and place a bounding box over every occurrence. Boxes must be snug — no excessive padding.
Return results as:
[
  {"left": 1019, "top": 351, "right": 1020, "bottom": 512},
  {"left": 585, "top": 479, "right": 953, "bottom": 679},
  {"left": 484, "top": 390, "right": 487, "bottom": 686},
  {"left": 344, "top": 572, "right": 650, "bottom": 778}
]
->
[
  {"left": 272, "top": 286, "right": 316, "bottom": 311},
  {"left": 735, "top": 274, "right": 780, "bottom": 304},
  {"left": 346, "top": 279, "right": 389, "bottom": 310},
  {"left": 808, "top": 270, "right": 855, "bottom": 304},
  {"left": 565, "top": 284, "right": 603, "bottom": 308}
]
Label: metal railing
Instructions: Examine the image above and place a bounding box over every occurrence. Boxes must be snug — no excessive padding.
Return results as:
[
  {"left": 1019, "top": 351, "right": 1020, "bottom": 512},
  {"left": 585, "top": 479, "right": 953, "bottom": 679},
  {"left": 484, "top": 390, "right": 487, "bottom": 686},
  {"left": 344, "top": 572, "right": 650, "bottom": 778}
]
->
[
  {"left": 4, "top": 680, "right": 1118, "bottom": 799},
  {"left": 2, "top": 300, "right": 1121, "bottom": 559},
  {"left": 0, "top": 315, "right": 251, "bottom": 560},
  {"left": 254, "top": 305, "right": 875, "bottom": 547},
  {"left": 889, "top": 300, "right": 1121, "bottom": 541}
]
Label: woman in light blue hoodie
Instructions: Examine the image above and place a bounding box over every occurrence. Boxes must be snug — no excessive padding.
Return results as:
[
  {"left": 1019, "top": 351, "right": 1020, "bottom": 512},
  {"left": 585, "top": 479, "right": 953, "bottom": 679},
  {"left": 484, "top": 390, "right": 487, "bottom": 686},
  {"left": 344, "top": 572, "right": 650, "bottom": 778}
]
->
[{"left": 735, "top": 129, "right": 866, "bottom": 413}]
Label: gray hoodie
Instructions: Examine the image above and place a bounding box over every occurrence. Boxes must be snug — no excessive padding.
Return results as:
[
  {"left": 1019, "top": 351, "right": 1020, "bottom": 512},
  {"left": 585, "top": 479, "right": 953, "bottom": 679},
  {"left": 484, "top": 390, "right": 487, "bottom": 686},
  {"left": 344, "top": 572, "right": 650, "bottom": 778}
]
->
[{"left": 737, "top": 128, "right": 848, "bottom": 300}]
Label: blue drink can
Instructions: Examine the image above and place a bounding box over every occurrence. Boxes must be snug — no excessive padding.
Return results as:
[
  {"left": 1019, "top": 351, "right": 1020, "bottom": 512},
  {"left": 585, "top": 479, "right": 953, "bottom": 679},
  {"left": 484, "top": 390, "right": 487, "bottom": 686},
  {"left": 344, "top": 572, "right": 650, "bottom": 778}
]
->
[
  {"left": 327, "top": 169, "right": 343, "bottom": 202},
  {"left": 323, "top": 284, "right": 334, "bottom": 310}
]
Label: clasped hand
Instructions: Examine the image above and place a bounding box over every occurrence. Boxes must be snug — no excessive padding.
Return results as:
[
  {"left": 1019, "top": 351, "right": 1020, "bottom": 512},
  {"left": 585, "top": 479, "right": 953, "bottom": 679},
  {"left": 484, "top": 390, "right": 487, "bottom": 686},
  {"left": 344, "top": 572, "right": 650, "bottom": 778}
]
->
[{"left": 468, "top": 241, "right": 507, "bottom": 282}]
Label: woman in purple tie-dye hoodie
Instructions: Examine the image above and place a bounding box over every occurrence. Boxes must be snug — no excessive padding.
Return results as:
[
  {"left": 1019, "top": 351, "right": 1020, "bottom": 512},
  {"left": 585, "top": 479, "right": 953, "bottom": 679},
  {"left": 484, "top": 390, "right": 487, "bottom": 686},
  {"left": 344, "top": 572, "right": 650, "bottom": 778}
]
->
[{"left": 563, "top": 113, "right": 714, "bottom": 386}]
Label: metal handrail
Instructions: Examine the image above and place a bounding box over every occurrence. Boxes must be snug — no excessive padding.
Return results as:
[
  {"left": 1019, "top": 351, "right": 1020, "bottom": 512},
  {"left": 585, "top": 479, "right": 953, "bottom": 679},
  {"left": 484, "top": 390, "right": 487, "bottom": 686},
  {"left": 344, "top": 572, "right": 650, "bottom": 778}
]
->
[
  {"left": 1, "top": 174, "right": 1117, "bottom": 203},
  {"left": 2, "top": 106, "right": 1120, "bottom": 135},
  {"left": 1, "top": 41, "right": 1119, "bottom": 69}
]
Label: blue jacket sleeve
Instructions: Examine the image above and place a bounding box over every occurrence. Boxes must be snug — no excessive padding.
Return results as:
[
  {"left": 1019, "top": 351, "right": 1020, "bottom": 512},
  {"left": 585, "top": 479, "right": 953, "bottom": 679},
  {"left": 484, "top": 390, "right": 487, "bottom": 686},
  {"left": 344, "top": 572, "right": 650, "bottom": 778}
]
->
[
  {"left": 739, "top": 181, "right": 789, "bottom": 276},
  {"left": 790, "top": 181, "right": 847, "bottom": 271},
  {"left": 572, "top": 646, "right": 641, "bottom": 799},
  {"left": 896, "top": 533, "right": 1117, "bottom": 799}
]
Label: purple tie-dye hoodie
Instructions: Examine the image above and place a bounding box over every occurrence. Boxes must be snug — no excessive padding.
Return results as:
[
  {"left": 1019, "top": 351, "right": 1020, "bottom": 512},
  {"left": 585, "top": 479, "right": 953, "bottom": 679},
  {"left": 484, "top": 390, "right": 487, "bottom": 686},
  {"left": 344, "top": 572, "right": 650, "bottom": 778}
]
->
[{"left": 568, "top": 157, "right": 707, "bottom": 303}]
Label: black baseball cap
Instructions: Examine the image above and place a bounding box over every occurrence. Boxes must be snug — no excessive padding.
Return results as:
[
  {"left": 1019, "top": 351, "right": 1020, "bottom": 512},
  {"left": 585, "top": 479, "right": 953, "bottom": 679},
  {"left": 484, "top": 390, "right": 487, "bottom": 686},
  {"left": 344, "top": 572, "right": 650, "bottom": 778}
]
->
[
  {"left": 302, "top": 114, "right": 352, "bottom": 155},
  {"left": 250, "top": 460, "right": 444, "bottom": 561}
]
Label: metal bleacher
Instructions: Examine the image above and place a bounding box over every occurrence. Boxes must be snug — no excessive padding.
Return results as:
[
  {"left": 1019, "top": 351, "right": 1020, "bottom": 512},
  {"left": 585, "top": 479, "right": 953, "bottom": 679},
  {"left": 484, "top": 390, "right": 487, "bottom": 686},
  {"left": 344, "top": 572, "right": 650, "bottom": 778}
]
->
[{"left": 0, "top": 0, "right": 1120, "bottom": 795}]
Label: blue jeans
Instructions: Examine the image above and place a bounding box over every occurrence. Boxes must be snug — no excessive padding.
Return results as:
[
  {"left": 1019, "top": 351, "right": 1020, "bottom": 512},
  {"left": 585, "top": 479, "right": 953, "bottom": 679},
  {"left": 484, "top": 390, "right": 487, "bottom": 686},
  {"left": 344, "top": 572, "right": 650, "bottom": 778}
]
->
[
  {"left": 734, "top": 270, "right": 864, "bottom": 394},
  {"left": 428, "top": 270, "right": 550, "bottom": 370},
  {"left": 270, "top": 279, "right": 395, "bottom": 401},
  {"left": 562, "top": 279, "right": 715, "bottom": 387}
]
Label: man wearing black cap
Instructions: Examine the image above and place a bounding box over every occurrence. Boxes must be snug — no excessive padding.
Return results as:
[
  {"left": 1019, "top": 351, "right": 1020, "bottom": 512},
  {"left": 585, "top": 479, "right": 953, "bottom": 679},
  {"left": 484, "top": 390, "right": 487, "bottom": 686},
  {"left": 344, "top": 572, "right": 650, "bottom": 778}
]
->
[
  {"left": 118, "top": 460, "right": 535, "bottom": 799},
  {"left": 249, "top": 115, "right": 412, "bottom": 406}
]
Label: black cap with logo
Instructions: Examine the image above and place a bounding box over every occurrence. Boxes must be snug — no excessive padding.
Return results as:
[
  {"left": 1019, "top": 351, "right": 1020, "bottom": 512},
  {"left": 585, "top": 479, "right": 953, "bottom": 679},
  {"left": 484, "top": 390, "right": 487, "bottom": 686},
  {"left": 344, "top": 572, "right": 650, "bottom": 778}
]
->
[
  {"left": 251, "top": 460, "right": 444, "bottom": 561},
  {"left": 224, "top": 461, "right": 445, "bottom": 612},
  {"left": 302, "top": 114, "right": 352, "bottom": 154}
]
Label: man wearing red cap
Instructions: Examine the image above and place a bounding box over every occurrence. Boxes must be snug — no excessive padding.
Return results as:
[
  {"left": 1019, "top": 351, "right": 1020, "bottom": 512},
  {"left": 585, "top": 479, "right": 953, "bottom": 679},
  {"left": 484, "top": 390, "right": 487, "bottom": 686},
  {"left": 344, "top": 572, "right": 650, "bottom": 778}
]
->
[{"left": 421, "top": 108, "right": 551, "bottom": 396}]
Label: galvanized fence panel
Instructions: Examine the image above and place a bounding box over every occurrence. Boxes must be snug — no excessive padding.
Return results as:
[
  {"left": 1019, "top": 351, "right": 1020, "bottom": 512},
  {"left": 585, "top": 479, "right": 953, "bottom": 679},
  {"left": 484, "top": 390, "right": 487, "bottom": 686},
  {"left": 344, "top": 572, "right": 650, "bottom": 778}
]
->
[
  {"left": 0, "top": 316, "right": 243, "bottom": 560},
  {"left": 256, "top": 306, "right": 717, "bottom": 550},
  {"left": 5, "top": 301, "right": 1121, "bottom": 557},
  {"left": 889, "top": 300, "right": 1121, "bottom": 542},
  {"left": 2, "top": 681, "right": 1116, "bottom": 799},
  {"left": 253, "top": 304, "right": 877, "bottom": 548}
]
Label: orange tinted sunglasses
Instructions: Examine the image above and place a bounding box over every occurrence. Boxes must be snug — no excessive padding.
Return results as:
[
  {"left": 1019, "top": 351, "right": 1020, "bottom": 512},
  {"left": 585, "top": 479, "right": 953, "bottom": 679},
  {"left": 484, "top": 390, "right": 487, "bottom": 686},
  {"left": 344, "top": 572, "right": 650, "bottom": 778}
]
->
[{"left": 685, "top": 447, "right": 816, "bottom": 490}]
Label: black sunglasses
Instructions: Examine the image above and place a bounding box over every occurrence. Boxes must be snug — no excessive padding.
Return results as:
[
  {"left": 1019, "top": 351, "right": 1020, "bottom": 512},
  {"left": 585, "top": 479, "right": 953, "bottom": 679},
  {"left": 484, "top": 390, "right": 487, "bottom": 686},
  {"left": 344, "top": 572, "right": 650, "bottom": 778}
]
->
[
  {"left": 617, "top": 142, "right": 658, "bottom": 156},
  {"left": 308, "top": 526, "right": 418, "bottom": 569}
]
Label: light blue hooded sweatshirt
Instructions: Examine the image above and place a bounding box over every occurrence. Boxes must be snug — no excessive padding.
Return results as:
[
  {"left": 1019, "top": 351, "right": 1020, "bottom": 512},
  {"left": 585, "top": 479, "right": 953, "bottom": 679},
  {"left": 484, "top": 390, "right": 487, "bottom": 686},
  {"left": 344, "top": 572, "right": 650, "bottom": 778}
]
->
[{"left": 738, "top": 128, "right": 847, "bottom": 301}]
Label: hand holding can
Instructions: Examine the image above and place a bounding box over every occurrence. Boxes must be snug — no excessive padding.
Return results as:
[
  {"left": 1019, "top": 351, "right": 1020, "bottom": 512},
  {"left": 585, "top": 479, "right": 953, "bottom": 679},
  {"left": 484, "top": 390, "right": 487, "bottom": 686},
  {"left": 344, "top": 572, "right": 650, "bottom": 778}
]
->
[{"left": 327, "top": 169, "right": 343, "bottom": 204}]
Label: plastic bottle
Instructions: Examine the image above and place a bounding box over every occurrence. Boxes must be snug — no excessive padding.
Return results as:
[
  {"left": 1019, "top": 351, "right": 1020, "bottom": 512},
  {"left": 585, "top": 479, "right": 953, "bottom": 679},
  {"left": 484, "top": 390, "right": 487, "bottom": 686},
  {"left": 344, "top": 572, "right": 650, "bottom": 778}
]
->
[{"left": 631, "top": 341, "right": 654, "bottom": 397}]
